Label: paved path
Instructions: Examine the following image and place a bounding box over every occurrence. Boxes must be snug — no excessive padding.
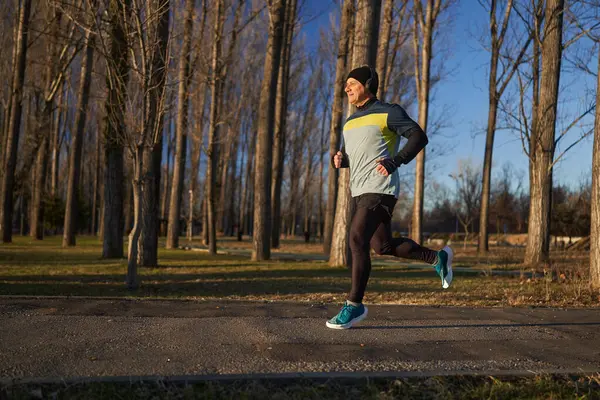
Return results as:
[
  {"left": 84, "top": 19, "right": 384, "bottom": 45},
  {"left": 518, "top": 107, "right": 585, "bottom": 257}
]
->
[{"left": 1, "top": 298, "right": 599, "bottom": 382}]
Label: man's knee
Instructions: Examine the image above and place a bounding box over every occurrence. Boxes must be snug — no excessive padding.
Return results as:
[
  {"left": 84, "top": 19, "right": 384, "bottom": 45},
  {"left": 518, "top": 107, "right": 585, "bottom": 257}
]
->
[
  {"left": 372, "top": 241, "right": 393, "bottom": 255},
  {"left": 349, "top": 230, "right": 367, "bottom": 252}
]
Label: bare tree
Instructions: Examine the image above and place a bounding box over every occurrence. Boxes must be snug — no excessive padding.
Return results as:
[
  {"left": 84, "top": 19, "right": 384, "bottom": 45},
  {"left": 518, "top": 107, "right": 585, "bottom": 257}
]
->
[
  {"left": 27, "top": 4, "right": 82, "bottom": 240},
  {"left": 188, "top": 83, "right": 207, "bottom": 241},
  {"left": 375, "top": 0, "right": 393, "bottom": 98},
  {"left": 102, "top": 0, "right": 130, "bottom": 258},
  {"left": 329, "top": 0, "right": 381, "bottom": 267},
  {"left": 524, "top": 0, "right": 564, "bottom": 265},
  {"left": 323, "top": 0, "right": 354, "bottom": 255},
  {"left": 91, "top": 126, "right": 101, "bottom": 235},
  {"left": 126, "top": 0, "right": 171, "bottom": 286},
  {"left": 187, "top": 0, "right": 209, "bottom": 242},
  {"left": 478, "top": 0, "right": 532, "bottom": 254},
  {"left": 0, "top": 0, "right": 32, "bottom": 242},
  {"left": 450, "top": 159, "right": 482, "bottom": 249},
  {"left": 271, "top": 0, "right": 297, "bottom": 249},
  {"left": 138, "top": 0, "right": 171, "bottom": 268},
  {"left": 63, "top": 25, "right": 95, "bottom": 247},
  {"left": 239, "top": 109, "right": 258, "bottom": 240},
  {"left": 206, "top": 0, "right": 225, "bottom": 254},
  {"left": 0, "top": 1, "right": 17, "bottom": 169},
  {"left": 166, "top": 0, "right": 194, "bottom": 249},
  {"left": 160, "top": 101, "right": 174, "bottom": 235},
  {"left": 380, "top": 1, "right": 410, "bottom": 101},
  {"left": 410, "top": 0, "right": 451, "bottom": 244},
  {"left": 50, "top": 82, "right": 66, "bottom": 197},
  {"left": 592, "top": 45, "right": 600, "bottom": 289},
  {"left": 252, "top": 0, "right": 286, "bottom": 261},
  {"left": 216, "top": 0, "right": 244, "bottom": 237},
  {"left": 584, "top": 3, "right": 600, "bottom": 289}
]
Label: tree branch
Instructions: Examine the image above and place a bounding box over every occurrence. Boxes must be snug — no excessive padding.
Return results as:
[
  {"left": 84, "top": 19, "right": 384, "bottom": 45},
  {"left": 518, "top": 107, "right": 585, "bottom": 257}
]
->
[
  {"left": 549, "top": 127, "right": 594, "bottom": 173},
  {"left": 554, "top": 102, "right": 596, "bottom": 146}
]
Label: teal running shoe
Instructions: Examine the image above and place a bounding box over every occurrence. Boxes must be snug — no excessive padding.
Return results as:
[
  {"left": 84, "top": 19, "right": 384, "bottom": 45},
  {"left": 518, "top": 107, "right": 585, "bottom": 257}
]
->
[
  {"left": 326, "top": 301, "right": 368, "bottom": 329},
  {"left": 435, "top": 246, "right": 453, "bottom": 289}
]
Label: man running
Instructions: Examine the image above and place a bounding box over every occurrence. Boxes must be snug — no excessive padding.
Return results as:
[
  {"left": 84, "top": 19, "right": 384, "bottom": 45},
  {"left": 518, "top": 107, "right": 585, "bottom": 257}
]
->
[{"left": 326, "top": 65, "right": 453, "bottom": 330}]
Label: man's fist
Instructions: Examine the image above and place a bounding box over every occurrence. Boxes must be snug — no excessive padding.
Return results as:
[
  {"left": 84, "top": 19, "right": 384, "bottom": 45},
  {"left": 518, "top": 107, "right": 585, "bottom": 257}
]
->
[
  {"left": 375, "top": 158, "right": 398, "bottom": 176},
  {"left": 333, "top": 151, "right": 344, "bottom": 168}
]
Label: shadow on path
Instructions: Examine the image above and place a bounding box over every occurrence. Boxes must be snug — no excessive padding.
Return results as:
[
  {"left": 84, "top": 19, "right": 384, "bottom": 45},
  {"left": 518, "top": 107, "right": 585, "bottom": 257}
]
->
[{"left": 355, "top": 322, "right": 600, "bottom": 330}]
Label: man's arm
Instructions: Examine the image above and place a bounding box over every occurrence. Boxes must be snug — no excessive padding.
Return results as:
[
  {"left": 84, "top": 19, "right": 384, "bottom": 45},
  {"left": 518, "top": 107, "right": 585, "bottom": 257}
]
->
[
  {"left": 392, "top": 126, "right": 428, "bottom": 166},
  {"left": 330, "top": 147, "right": 350, "bottom": 168},
  {"left": 375, "top": 104, "right": 428, "bottom": 175}
]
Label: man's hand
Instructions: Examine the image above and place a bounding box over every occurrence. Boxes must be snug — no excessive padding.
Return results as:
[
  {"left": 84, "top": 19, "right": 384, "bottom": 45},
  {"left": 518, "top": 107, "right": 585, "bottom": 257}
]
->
[
  {"left": 333, "top": 151, "right": 344, "bottom": 168},
  {"left": 375, "top": 158, "right": 398, "bottom": 176}
]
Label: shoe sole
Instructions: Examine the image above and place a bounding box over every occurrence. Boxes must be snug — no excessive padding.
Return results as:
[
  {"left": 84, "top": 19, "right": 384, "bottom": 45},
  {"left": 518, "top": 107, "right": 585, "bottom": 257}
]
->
[
  {"left": 325, "top": 307, "right": 368, "bottom": 329},
  {"left": 442, "top": 246, "right": 453, "bottom": 289}
]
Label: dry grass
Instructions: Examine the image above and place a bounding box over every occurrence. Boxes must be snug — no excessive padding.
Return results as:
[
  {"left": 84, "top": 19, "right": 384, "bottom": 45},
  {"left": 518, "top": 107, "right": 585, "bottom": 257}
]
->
[
  {"left": 3, "top": 374, "right": 600, "bottom": 400},
  {"left": 0, "top": 235, "right": 598, "bottom": 307}
]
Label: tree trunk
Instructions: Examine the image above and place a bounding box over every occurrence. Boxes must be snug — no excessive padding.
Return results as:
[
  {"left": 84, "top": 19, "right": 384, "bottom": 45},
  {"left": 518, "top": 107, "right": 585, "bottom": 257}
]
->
[
  {"left": 1, "top": 0, "right": 32, "bottom": 243},
  {"left": 0, "top": 105, "right": 5, "bottom": 168},
  {"left": 30, "top": 134, "right": 49, "bottom": 240},
  {"left": 411, "top": 0, "right": 438, "bottom": 245},
  {"left": 102, "top": 0, "right": 130, "bottom": 259},
  {"left": 590, "top": 45, "right": 600, "bottom": 290},
  {"left": 524, "top": 0, "right": 564, "bottom": 266},
  {"left": 479, "top": 0, "right": 525, "bottom": 254},
  {"left": 138, "top": 110, "right": 164, "bottom": 266},
  {"left": 166, "top": 0, "right": 194, "bottom": 249},
  {"left": 63, "top": 30, "right": 95, "bottom": 247},
  {"left": 19, "top": 194, "right": 27, "bottom": 236},
  {"left": 124, "top": 169, "right": 133, "bottom": 234},
  {"left": 139, "top": 0, "right": 170, "bottom": 267},
  {"left": 188, "top": 84, "right": 206, "bottom": 241},
  {"left": 330, "top": 167, "right": 352, "bottom": 266},
  {"left": 225, "top": 115, "right": 241, "bottom": 236},
  {"left": 329, "top": 0, "right": 380, "bottom": 266},
  {"left": 478, "top": 0, "right": 502, "bottom": 255},
  {"left": 91, "top": 127, "right": 101, "bottom": 235},
  {"left": 323, "top": 0, "right": 353, "bottom": 255},
  {"left": 479, "top": 77, "right": 499, "bottom": 254},
  {"left": 206, "top": 0, "right": 224, "bottom": 254},
  {"left": 50, "top": 83, "right": 65, "bottom": 197},
  {"left": 217, "top": 125, "right": 233, "bottom": 233},
  {"left": 375, "top": 0, "right": 393, "bottom": 101},
  {"left": 161, "top": 113, "right": 173, "bottom": 236},
  {"left": 271, "top": 0, "right": 296, "bottom": 249},
  {"left": 126, "top": 147, "right": 143, "bottom": 290},
  {"left": 237, "top": 122, "right": 248, "bottom": 240},
  {"left": 239, "top": 121, "right": 257, "bottom": 240},
  {"left": 252, "top": 0, "right": 286, "bottom": 261},
  {"left": 303, "top": 147, "right": 313, "bottom": 240},
  {"left": 318, "top": 100, "right": 328, "bottom": 240}
]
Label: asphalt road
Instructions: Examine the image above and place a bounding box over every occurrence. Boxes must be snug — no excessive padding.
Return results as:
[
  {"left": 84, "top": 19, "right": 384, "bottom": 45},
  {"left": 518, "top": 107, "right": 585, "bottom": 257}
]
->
[{"left": 1, "top": 298, "right": 599, "bottom": 382}]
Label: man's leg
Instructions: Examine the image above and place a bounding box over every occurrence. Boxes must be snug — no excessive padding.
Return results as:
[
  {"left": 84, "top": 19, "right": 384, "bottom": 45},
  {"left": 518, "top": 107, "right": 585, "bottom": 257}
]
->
[
  {"left": 347, "top": 204, "right": 387, "bottom": 303},
  {"left": 371, "top": 221, "right": 438, "bottom": 264},
  {"left": 370, "top": 200, "right": 454, "bottom": 288},
  {"left": 326, "top": 195, "right": 388, "bottom": 329}
]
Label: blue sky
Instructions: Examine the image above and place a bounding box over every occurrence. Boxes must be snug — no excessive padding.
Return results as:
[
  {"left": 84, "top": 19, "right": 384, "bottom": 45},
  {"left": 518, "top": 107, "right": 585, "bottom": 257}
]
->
[{"left": 298, "top": 0, "right": 597, "bottom": 192}]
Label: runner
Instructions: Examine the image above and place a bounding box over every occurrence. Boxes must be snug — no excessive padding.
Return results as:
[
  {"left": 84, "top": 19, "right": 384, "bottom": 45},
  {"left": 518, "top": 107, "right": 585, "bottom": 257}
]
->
[{"left": 326, "top": 65, "right": 453, "bottom": 330}]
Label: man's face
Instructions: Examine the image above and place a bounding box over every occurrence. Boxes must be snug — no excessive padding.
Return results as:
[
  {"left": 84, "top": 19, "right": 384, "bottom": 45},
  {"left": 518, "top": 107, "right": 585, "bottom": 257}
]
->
[{"left": 345, "top": 78, "right": 368, "bottom": 105}]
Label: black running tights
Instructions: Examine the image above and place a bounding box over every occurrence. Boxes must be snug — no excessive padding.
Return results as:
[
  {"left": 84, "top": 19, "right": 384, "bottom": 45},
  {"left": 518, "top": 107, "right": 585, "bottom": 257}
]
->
[{"left": 348, "top": 194, "right": 438, "bottom": 303}]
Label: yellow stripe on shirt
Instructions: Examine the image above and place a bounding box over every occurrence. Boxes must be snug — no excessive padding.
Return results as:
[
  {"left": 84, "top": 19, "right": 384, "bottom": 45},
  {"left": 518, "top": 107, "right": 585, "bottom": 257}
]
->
[
  {"left": 343, "top": 113, "right": 388, "bottom": 132},
  {"left": 344, "top": 113, "right": 397, "bottom": 156}
]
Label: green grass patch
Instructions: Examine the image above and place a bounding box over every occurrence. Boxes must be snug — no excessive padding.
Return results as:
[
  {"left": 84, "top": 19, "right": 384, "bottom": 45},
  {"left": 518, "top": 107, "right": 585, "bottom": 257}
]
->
[
  {"left": 0, "top": 236, "right": 598, "bottom": 307},
  {"left": 2, "top": 375, "right": 599, "bottom": 400}
]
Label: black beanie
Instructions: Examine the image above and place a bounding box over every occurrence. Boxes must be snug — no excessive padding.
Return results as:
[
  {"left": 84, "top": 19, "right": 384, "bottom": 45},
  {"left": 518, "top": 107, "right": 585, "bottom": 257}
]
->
[{"left": 347, "top": 65, "right": 378, "bottom": 95}]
